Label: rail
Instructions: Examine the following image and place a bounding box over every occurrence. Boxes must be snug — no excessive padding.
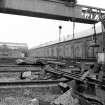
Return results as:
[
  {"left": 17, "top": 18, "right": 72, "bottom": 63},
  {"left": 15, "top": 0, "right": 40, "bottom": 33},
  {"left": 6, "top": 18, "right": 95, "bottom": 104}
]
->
[
  {"left": 0, "top": 79, "right": 68, "bottom": 87},
  {"left": 0, "top": 65, "right": 41, "bottom": 72}
]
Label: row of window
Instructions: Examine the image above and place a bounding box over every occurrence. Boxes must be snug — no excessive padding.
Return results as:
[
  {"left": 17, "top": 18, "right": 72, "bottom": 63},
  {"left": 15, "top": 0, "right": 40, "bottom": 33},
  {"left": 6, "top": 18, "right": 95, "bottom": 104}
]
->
[{"left": 32, "top": 43, "right": 98, "bottom": 58}]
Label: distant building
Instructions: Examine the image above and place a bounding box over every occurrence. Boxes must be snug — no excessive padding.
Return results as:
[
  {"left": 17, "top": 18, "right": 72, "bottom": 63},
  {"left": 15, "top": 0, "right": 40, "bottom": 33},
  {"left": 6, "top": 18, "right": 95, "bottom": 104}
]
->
[{"left": 0, "top": 42, "right": 29, "bottom": 58}]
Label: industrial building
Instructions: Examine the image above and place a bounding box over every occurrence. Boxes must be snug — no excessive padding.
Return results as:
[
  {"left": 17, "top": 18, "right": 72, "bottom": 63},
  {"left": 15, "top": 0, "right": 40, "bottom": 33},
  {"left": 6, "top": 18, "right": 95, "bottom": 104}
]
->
[
  {"left": 0, "top": 42, "right": 29, "bottom": 58},
  {"left": 29, "top": 24, "right": 103, "bottom": 59}
]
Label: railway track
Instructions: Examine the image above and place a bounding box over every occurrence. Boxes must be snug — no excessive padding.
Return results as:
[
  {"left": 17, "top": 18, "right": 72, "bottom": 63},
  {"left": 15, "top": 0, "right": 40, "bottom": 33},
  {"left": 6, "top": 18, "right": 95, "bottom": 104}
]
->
[
  {"left": 0, "top": 59, "right": 101, "bottom": 86},
  {"left": 0, "top": 79, "right": 68, "bottom": 87},
  {"left": 0, "top": 64, "right": 68, "bottom": 87},
  {"left": 0, "top": 57, "right": 103, "bottom": 87}
]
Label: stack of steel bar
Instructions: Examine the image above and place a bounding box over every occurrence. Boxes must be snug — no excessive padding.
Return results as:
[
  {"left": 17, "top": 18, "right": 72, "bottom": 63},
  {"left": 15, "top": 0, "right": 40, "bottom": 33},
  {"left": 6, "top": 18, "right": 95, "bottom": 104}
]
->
[{"left": 44, "top": 64, "right": 104, "bottom": 86}]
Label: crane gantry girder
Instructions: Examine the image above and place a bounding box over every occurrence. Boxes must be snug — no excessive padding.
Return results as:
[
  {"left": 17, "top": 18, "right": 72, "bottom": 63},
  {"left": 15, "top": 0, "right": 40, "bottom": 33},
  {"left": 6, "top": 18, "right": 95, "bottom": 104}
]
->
[{"left": 0, "top": 0, "right": 105, "bottom": 24}]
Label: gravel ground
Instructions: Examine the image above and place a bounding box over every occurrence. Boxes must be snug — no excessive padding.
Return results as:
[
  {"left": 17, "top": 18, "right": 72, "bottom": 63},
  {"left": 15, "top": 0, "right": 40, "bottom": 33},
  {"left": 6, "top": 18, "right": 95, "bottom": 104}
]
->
[
  {"left": 39, "top": 100, "right": 51, "bottom": 105},
  {"left": 0, "top": 85, "right": 61, "bottom": 105}
]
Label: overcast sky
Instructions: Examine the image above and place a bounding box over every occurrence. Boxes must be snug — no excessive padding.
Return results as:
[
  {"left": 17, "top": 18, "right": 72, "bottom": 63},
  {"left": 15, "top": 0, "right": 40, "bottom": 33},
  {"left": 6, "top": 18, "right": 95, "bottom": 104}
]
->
[{"left": 0, "top": 0, "right": 105, "bottom": 48}]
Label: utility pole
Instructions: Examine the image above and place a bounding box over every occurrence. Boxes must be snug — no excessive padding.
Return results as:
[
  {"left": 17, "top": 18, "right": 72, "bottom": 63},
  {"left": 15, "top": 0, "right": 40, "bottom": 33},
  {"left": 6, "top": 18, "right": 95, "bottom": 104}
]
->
[
  {"left": 58, "top": 25, "right": 62, "bottom": 59},
  {"left": 73, "top": 22, "right": 75, "bottom": 39},
  {"left": 59, "top": 25, "right": 62, "bottom": 42}
]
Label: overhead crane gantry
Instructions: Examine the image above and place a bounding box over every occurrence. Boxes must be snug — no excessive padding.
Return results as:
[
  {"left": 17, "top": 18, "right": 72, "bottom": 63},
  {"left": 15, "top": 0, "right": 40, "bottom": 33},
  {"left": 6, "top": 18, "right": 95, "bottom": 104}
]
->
[{"left": 0, "top": 0, "right": 105, "bottom": 24}]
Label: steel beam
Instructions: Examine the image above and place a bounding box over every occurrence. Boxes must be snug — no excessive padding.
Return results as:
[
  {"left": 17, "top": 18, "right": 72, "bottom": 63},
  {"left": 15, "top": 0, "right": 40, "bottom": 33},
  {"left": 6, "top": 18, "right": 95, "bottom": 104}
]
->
[{"left": 0, "top": 0, "right": 105, "bottom": 24}]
